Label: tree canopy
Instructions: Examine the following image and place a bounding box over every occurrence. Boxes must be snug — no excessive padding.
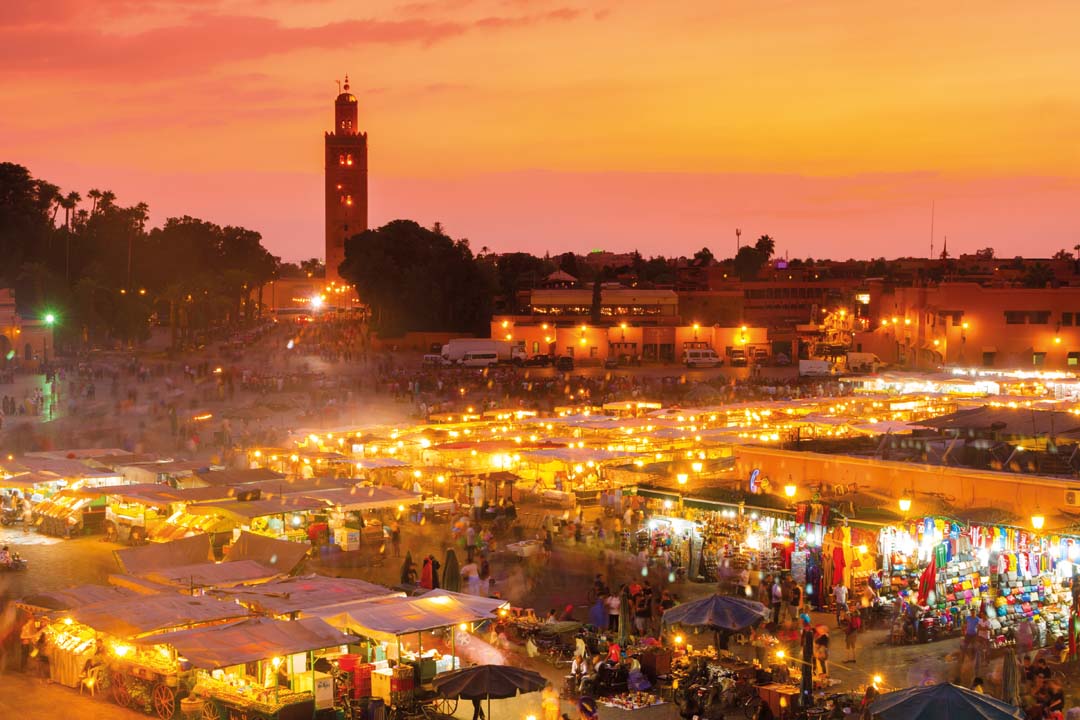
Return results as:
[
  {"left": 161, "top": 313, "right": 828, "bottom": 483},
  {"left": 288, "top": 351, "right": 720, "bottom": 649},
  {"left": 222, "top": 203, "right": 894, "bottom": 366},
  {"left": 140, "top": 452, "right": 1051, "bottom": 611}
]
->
[
  {"left": 0, "top": 162, "right": 280, "bottom": 349},
  {"left": 339, "top": 220, "right": 493, "bottom": 336}
]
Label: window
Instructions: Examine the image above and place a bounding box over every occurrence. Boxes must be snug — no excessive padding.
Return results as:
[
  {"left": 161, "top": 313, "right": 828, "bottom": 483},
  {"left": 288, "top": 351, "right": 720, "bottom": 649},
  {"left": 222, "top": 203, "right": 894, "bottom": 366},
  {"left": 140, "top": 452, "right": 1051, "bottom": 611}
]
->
[
  {"left": 1033, "top": 351, "right": 1046, "bottom": 367},
  {"left": 1004, "top": 311, "right": 1027, "bottom": 325}
]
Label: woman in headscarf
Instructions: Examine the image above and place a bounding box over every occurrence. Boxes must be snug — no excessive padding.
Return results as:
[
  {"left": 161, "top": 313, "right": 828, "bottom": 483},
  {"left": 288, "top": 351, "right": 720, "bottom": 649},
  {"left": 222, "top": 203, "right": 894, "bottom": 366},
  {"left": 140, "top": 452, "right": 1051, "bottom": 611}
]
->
[{"left": 420, "top": 556, "right": 433, "bottom": 589}]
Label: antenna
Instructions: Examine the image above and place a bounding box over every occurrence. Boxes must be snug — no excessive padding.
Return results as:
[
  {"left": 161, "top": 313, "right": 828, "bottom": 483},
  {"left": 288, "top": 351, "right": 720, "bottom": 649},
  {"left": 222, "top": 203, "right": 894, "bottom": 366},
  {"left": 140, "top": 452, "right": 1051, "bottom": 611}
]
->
[{"left": 929, "top": 200, "right": 935, "bottom": 259}]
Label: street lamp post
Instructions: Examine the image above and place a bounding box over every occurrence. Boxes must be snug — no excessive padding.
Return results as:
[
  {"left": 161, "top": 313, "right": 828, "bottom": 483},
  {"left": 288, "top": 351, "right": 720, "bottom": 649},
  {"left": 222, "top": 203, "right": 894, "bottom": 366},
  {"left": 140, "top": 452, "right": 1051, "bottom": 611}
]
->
[{"left": 42, "top": 312, "right": 56, "bottom": 365}]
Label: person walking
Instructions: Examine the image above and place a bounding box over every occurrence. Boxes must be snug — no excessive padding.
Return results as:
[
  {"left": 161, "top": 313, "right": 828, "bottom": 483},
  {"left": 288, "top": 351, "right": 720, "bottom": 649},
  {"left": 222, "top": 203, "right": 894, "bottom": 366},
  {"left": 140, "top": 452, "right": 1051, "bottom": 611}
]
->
[
  {"left": 605, "top": 591, "right": 620, "bottom": 632},
  {"left": 771, "top": 576, "right": 784, "bottom": 626},
  {"left": 842, "top": 611, "right": 860, "bottom": 663},
  {"left": 389, "top": 520, "right": 401, "bottom": 557},
  {"left": 833, "top": 582, "right": 848, "bottom": 626}
]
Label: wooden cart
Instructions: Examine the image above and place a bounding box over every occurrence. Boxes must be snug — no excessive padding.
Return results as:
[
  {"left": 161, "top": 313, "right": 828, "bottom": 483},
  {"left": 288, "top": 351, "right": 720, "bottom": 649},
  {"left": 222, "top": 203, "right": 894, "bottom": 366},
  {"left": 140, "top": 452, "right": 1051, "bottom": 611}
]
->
[{"left": 108, "top": 657, "right": 196, "bottom": 720}]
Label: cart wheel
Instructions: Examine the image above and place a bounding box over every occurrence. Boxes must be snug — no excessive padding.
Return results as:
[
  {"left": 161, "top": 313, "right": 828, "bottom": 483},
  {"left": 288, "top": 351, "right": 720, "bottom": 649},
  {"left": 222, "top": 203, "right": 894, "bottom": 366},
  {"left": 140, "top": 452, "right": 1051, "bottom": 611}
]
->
[
  {"left": 435, "top": 697, "right": 457, "bottom": 716},
  {"left": 111, "top": 671, "right": 132, "bottom": 706},
  {"left": 201, "top": 700, "right": 223, "bottom": 720},
  {"left": 152, "top": 683, "right": 176, "bottom": 720}
]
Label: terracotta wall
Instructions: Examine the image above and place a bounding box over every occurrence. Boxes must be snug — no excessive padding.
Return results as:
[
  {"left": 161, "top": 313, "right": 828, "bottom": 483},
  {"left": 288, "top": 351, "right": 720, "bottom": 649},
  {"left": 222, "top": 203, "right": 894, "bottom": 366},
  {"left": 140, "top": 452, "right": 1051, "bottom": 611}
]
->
[{"left": 731, "top": 445, "right": 1078, "bottom": 527}]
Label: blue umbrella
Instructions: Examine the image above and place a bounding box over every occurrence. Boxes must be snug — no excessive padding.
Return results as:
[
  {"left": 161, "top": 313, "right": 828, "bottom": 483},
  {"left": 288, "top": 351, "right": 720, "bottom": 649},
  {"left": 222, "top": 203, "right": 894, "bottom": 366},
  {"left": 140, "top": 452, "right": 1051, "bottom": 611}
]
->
[
  {"left": 869, "top": 682, "right": 1022, "bottom": 720},
  {"left": 661, "top": 593, "right": 770, "bottom": 632}
]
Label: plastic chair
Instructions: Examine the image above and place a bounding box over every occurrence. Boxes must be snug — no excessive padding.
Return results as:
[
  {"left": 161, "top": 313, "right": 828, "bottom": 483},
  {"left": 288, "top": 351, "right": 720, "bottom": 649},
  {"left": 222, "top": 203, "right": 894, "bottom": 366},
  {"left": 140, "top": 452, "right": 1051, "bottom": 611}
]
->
[{"left": 80, "top": 665, "right": 106, "bottom": 697}]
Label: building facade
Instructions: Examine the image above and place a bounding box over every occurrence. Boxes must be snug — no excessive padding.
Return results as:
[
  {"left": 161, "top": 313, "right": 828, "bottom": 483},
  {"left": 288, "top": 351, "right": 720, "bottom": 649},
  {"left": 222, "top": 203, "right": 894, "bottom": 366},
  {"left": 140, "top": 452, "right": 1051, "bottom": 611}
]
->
[
  {"left": 857, "top": 282, "right": 1080, "bottom": 370},
  {"left": 324, "top": 77, "right": 368, "bottom": 284}
]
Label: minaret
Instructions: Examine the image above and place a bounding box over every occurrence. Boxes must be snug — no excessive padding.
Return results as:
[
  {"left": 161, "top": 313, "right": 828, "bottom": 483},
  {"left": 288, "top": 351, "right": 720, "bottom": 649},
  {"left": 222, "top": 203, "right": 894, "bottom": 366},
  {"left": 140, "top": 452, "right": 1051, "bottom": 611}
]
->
[{"left": 324, "top": 75, "right": 368, "bottom": 284}]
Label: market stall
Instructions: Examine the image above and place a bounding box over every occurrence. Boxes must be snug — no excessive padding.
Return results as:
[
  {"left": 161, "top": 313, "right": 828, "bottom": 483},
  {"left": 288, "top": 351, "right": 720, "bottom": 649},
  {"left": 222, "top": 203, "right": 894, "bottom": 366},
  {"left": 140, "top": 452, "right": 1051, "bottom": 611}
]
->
[
  {"left": 879, "top": 515, "right": 1077, "bottom": 648},
  {"left": 305, "top": 589, "right": 509, "bottom": 712},
  {"left": 133, "top": 617, "right": 358, "bottom": 720},
  {"left": 38, "top": 593, "right": 253, "bottom": 718}
]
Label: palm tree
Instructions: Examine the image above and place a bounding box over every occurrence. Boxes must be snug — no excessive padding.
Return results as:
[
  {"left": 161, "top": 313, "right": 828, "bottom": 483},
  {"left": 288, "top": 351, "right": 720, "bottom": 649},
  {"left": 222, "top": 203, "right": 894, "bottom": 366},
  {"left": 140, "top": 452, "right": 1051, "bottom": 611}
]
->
[
  {"left": 62, "top": 191, "right": 81, "bottom": 229},
  {"left": 99, "top": 190, "right": 117, "bottom": 212},
  {"left": 754, "top": 234, "right": 776, "bottom": 258}
]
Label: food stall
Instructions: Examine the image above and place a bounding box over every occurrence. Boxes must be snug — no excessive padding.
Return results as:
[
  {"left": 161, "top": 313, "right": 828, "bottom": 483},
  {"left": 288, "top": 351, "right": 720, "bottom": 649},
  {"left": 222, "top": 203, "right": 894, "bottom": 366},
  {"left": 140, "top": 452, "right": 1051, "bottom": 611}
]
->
[
  {"left": 32, "top": 488, "right": 108, "bottom": 537},
  {"left": 35, "top": 593, "right": 252, "bottom": 716},
  {"left": 133, "top": 617, "right": 358, "bottom": 720},
  {"left": 210, "top": 574, "right": 402, "bottom": 620},
  {"left": 305, "top": 590, "right": 509, "bottom": 713},
  {"left": 179, "top": 495, "right": 329, "bottom": 548}
]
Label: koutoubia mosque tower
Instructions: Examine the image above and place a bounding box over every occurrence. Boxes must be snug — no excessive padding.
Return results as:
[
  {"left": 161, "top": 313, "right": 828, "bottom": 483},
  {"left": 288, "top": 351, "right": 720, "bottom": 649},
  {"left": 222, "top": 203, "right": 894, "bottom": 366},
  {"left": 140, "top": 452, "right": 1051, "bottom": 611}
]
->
[{"left": 324, "top": 76, "right": 368, "bottom": 284}]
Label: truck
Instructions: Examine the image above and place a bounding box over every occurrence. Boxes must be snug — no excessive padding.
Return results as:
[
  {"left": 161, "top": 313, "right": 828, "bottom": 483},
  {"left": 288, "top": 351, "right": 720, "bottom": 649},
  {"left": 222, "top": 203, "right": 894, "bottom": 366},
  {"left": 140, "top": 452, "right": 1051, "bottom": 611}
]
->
[
  {"left": 440, "top": 339, "right": 527, "bottom": 365},
  {"left": 798, "top": 359, "right": 834, "bottom": 377},
  {"left": 845, "top": 352, "right": 885, "bottom": 374}
]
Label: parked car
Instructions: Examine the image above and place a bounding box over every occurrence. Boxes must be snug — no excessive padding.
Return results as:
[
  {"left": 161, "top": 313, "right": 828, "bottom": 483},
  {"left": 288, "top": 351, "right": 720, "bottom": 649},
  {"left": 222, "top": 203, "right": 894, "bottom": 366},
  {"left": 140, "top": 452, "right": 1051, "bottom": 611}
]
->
[
  {"left": 461, "top": 351, "right": 499, "bottom": 367},
  {"left": 522, "top": 355, "right": 553, "bottom": 367},
  {"left": 555, "top": 356, "right": 575, "bottom": 372}
]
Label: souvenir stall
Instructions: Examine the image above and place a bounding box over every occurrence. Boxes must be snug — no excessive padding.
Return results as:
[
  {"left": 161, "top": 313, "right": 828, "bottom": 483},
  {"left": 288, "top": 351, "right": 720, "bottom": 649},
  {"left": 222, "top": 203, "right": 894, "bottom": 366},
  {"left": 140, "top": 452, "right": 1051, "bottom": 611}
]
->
[
  {"left": 878, "top": 517, "right": 1077, "bottom": 648},
  {"left": 133, "top": 617, "right": 358, "bottom": 720},
  {"left": 304, "top": 590, "right": 508, "bottom": 713},
  {"left": 684, "top": 499, "right": 798, "bottom": 588}
]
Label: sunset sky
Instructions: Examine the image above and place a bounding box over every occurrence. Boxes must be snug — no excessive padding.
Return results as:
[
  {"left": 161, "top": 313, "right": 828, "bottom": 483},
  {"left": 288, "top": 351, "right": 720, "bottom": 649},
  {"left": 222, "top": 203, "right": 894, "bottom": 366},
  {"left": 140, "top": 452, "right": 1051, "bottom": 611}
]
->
[{"left": 4, "top": 0, "right": 1078, "bottom": 261}]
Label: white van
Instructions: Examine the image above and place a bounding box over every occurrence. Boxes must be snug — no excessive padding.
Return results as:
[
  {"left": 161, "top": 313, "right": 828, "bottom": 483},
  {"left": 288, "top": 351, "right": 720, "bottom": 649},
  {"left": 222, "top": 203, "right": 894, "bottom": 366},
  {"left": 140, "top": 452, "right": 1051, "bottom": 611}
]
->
[
  {"left": 683, "top": 348, "right": 722, "bottom": 368},
  {"left": 461, "top": 351, "right": 499, "bottom": 367}
]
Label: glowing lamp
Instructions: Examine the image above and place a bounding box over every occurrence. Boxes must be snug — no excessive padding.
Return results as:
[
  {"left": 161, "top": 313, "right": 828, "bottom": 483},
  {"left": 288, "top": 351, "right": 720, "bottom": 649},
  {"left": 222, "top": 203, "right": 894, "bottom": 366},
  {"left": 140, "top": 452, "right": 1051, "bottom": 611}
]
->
[
  {"left": 898, "top": 496, "right": 912, "bottom": 513},
  {"left": 1032, "top": 515, "right": 1045, "bottom": 531},
  {"left": 783, "top": 484, "right": 797, "bottom": 498}
]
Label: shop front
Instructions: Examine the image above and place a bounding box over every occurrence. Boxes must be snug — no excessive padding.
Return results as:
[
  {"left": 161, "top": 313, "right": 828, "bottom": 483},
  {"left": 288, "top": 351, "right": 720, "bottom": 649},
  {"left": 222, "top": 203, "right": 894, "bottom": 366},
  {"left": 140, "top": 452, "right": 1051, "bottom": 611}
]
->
[{"left": 878, "top": 516, "right": 1076, "bottom": 649}]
